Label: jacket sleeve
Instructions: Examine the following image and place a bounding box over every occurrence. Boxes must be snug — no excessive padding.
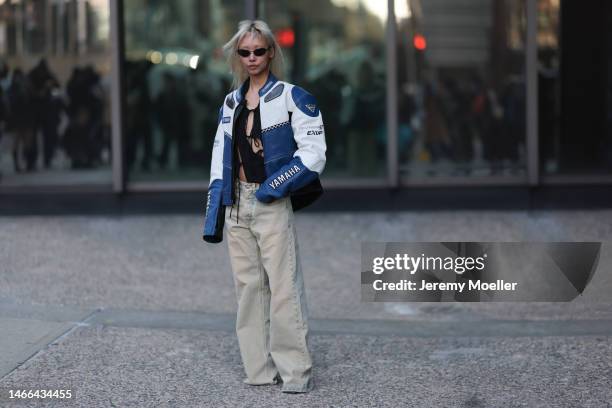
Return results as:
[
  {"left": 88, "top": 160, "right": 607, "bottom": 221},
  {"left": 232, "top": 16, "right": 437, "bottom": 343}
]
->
[
  {"left": 255, "top": 85, "right": 327, "bottom": 203},
  {"left": 202, "top": 105, "right": 225, "bottom": 243}
]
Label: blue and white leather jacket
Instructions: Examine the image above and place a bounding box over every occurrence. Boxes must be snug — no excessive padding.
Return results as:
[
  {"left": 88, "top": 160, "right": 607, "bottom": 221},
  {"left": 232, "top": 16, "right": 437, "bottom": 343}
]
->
[{"left": 203, "top": 72, "right": 327, "bottom": 243}]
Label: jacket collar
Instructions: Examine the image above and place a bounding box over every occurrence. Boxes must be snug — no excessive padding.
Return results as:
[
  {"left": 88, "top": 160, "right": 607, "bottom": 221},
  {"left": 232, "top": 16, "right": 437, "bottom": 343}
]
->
[{"left": 235, "top": 71, "right": 278, "bottom": 104}]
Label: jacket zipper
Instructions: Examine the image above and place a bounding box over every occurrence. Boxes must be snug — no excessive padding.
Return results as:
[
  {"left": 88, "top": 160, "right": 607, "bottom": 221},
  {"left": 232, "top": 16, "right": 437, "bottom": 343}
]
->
[{"left": 231, "top": 100, "right": 245, "bottom": 204}]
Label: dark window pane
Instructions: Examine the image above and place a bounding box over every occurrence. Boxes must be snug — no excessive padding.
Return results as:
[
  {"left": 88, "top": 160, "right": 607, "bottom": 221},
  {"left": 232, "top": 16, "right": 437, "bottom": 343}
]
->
[
  {"left": 398, "top": 0, "right": 527, "bottom": 178},
  {"left": 260, "top": 0, "right": 388, "bottom": 178},
  {"left": 123, "top": 0, "right": 241, "bottom": 182},
  {"left": 540, "top": 0, "right": 612, "bottom": 175},
  {"left": 0, "top": 0, "right": 112, "bottom": 188}
]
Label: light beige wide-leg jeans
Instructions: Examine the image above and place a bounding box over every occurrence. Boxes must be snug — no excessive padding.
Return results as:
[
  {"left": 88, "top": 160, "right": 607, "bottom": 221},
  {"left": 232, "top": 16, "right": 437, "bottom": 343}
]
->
[{"left": 225, "top": 179, "right": 314, "bottom": 393}]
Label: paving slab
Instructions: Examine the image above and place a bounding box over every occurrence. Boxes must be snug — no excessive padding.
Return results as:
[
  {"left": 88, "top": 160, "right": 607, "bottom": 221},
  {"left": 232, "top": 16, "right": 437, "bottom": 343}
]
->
[
  {"left": 0, "top": 324, "right": 611, "bottom": 408},
  {"left": 1, "top": 212, "right": 612, "bottom": 322},
  {"left": 1, "top": 211, "right": 612, "bottom": 406},
  {"left": 0, "top": 305, "right": 96, "bottom": 379},
  {"left": 0, "top": 317, "right": 74, "bottom": 379}
]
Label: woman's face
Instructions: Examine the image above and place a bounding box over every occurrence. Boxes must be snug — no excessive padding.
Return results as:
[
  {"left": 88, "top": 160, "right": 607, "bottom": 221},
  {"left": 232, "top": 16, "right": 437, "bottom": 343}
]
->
[{"left": 237, "top": 32, "right": 274, "bottom": 78}]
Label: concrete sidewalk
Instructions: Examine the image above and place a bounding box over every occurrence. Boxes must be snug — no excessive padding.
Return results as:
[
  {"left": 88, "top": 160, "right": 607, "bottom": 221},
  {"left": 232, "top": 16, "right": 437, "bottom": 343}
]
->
[
  {"left": 1, "top": 211, "right": 612, "bottom": 406},
  {"left": 1, "top": 302, "right": 611, "bottom": 407}
]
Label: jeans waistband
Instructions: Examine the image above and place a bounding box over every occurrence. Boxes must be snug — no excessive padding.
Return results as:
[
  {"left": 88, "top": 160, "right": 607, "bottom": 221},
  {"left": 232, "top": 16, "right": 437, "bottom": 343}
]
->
[{"left": 235, "top": 179, "right": 260, "bottom": 194}]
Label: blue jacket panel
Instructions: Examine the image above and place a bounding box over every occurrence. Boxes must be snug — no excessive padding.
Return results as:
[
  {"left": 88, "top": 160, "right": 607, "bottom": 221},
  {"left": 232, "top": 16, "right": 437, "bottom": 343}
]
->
[
  {"left": 202, "top": 178, "right": 224, "bottom": 243},
  {"left": 202, "top": 72, "right": 327, "bottom": 243}
]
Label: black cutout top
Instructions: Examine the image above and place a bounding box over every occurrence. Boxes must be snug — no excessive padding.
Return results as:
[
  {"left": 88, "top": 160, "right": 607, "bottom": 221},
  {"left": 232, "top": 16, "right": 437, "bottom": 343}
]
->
[{"left": 234, "top": 101, "right": 266, "bottom": 183}]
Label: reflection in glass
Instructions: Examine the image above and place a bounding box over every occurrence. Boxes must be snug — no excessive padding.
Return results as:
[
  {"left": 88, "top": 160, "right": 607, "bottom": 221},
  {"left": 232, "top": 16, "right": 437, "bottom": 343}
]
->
[
  {"left": 123, "top": 0, "right": 241, "bottom": 182},
  {"left": 261, "top": 0, "right": 388, "bottom": 178},
  {"left": 538, "top": 0, "right": 560, "bottom": 175},
  {"left": 0, "top": 0, "right": 111, "bottom": 187},
  {"left": 397, "top": 0, "right": 527, "bottom": 178}
]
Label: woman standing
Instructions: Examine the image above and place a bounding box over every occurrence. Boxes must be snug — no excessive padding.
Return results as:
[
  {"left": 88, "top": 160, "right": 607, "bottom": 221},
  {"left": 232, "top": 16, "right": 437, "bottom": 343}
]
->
[{"left": 203, "top": 20, "right": 327, "bottom": 394}]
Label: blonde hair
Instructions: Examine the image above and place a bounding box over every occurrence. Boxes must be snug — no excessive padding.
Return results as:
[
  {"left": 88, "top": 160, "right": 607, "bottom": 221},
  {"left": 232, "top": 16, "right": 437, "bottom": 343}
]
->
[{"left": 222, "top": 20, "right": 285, "bottom": 90}]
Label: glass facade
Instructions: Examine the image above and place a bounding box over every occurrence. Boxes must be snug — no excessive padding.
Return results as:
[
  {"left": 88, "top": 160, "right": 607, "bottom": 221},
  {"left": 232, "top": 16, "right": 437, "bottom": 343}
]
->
[
  {"left": 259, "top": 0, "right": 388, "bottom": 179},
  {"left": 397, "top": 0, "right": 527, "bottom": 179},
  {"left": 122, "top": 0, "right": 243, "bottom": 183},
  {"left": 0, "top": 0, "right": 611, "bottom": 192},
  {"left": 0, "top": 0, "right": 111, "bottom": 188},
  {"left": 539, "top": 0, "right": 612, "bottom": 176},
  {"left": 537, "top": 0, "right": 560, "bottom": 175}
]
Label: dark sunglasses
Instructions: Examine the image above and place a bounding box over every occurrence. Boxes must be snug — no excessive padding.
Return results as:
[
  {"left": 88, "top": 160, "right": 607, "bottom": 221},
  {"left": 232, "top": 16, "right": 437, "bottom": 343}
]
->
[{"left": 237, "top": 47, "right": 270, "bottom": 58}]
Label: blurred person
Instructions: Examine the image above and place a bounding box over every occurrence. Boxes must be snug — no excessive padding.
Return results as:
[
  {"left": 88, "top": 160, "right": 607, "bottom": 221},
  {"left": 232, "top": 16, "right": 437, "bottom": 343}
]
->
[
  {"left": 346, "top": 60, "right": 385, "bottom": 176},
  {"left": 0, "top": 66, "right": 6, "bottom": 181},
  {"left": 538, "top": 60, "right": 559, "bottom": 172},
  {"left": 396, "top": 88, "right": 418, "bottom": 163},
  {"left": 0, "top": 73, "right": 6, "bottom": 142},
  {"left": 7, "top": 69, "right": 35, "bottom": 172},
  {"left": 0, "top": 63, "right": 9, "bottom": 140},
  {"left": 423, "top": 81, "right": 453, "bottom": 163},
  {"left": 82, "top": 65, "right": 106, "bottom": 166},
  {"left": 443, "top": 78, "right": 474, "bottom": 169},
  {"left": 500, "top": 76, "right": 525, "bottom": 167},
  {"left": 187, "top": 61, "right": 224, "bottom": 168},
  {"left": 473, "top": 83, "right": 505, "bottom": 174},
  {"left": 62, "top": 106, "right": 93, "bottom": 169},
  {"left": 125, "top": 60, "right": 154, "bottom": 172},
  {"left": 153, "top": 71, "right": 191, "bottom": 169},
  {"left": 65, "top": 65, "right": 105, "bottom": 168},
  {"left": 306, "top": 67, "right": 344, "bottom": 169},
  {"left": 202, "top": 19, "right": 327, "bottom": 394},
  {"left": 26, "top": 59, "right": 59, "bottom": 170},
  {"left": 40, "top": 78, "right": 66, "bottom": 169}
]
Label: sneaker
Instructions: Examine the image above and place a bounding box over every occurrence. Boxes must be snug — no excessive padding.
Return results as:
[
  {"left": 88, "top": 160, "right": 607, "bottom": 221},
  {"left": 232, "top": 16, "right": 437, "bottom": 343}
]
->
[{"left": 281, "top": 378, "right": 314, "bottom": 394}]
